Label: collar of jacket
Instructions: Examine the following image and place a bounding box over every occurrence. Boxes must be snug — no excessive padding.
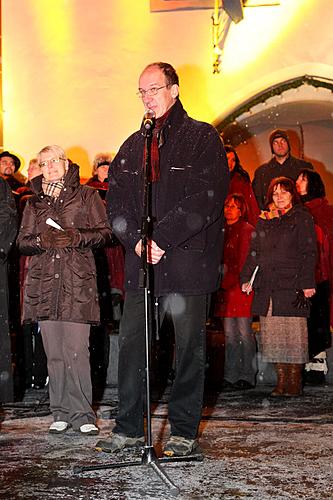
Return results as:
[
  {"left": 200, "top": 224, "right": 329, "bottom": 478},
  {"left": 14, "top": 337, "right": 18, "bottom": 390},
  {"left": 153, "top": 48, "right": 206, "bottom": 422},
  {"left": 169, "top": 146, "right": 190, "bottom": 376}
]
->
[
  {"left": 140, "top": 99, "right": 187, "bottom": 140},
  {"left": 31, "top": 163, "right": 81, "bottom": 197},
  {"left": 271, "top": 153, "right": 292, "bottom": 166},
  {"left": 304, "top": 196, "right": 328, "bottom": 209}
]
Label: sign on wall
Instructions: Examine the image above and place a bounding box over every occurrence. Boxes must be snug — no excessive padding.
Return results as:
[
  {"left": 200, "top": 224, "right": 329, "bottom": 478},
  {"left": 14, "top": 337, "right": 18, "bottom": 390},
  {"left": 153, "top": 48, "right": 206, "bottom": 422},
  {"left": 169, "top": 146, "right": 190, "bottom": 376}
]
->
[{"left": 150, "top": 0, "right": 214, "bottom": 12}]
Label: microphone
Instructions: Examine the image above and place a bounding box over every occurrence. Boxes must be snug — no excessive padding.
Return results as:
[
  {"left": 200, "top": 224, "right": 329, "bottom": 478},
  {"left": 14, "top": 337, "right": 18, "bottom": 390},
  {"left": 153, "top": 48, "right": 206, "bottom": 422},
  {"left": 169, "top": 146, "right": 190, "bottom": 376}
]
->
[{"left": 143, "top": 109, "right": 155, "bottom": 130}]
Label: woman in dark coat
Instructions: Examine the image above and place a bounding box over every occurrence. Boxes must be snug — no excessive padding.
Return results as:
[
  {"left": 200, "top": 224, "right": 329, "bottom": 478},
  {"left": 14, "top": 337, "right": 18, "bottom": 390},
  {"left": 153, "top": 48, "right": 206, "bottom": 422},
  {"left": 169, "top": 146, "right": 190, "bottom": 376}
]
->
[
  {"left": 17, "top": 145, "right": 112, "bottom": 435},
  {"left": 215, "top": 193, "right": 257, "bottom": 390},
  {"left": 225, "top": 146, "right": 260, "bottom": 227},
  {"left": 0, "top": 178, "right": 17, "bottom": 403},
  {"left": 241, "top": 177, "right": 317, "bottom": 397},
  {"left": 296, "top": 169, "right": 332, "bottom": 382}
]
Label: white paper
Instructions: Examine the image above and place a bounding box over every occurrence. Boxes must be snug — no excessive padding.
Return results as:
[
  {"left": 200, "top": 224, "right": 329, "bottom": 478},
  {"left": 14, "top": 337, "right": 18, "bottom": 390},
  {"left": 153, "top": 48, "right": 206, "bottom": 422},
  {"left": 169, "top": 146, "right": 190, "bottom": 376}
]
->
[
  {"left": 46, "top": 217, "right": 64, "bottom": 231},
  {"left": 248, "top": 265, "right": 259, "bottom": 292}
]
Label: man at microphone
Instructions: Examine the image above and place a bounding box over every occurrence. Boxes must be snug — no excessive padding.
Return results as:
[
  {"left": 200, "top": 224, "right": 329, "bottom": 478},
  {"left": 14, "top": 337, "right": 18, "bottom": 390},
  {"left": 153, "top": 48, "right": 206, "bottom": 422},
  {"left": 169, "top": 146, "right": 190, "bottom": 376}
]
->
[{"left": 98, "top": 62, "right": 229, "bottom": 456}]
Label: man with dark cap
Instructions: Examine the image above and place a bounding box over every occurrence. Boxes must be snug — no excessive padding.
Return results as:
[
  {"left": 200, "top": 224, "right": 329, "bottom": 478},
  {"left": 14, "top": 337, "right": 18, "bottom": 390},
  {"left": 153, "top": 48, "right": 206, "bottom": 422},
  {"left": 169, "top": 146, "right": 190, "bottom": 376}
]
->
[
  {"left": 0, "top": 151, "right": 25, "bottom": 192},
  {"left": 252, "top": 129, "right": 313, "bottom": 210}
]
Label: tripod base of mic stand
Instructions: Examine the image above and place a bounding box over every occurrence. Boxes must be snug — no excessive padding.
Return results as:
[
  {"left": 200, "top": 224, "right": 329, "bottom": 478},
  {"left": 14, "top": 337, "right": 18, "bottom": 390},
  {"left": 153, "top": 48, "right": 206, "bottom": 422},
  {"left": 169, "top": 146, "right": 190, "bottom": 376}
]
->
[{"left": 73, "top": 445, "right": 204, "bottom": 497}]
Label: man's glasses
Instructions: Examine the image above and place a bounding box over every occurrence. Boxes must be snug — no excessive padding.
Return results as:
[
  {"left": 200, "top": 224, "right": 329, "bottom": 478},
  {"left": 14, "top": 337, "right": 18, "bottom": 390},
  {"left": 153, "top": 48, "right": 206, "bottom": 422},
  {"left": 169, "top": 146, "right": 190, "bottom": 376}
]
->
[
  {"left": 136, "top": 85, "right": 170, "bottom": 98},
  {"left": 39, "top": 158, "right": 66, "bottom": 168}
]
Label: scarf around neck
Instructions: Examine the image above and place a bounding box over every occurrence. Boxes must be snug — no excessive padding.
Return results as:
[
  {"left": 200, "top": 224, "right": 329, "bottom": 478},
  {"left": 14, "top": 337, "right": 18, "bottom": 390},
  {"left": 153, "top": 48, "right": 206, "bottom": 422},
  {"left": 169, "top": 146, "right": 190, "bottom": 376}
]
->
[
  {"left": 143, "top": 109, "right": 171, "bottom": 182},
  {"left": 259, "top": 204, "right": 292, "bottom": 220},
  {"left": 42, "top": 178, "right": 64, "bottom": 199}
]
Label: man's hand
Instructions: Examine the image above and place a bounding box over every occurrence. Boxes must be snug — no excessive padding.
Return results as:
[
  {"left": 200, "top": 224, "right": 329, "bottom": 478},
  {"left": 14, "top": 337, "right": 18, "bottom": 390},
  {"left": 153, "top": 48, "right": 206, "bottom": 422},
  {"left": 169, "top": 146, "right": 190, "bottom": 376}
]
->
[{"left": 135, "top": 239, "right": 165, "bottom": 264}]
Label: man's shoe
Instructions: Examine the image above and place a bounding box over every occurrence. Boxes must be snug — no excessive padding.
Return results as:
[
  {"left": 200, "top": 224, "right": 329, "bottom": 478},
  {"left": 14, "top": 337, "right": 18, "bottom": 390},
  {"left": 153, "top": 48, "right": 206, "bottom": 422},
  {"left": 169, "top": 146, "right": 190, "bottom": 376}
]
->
[
  {"left": 79, "top": 424, "right": 99, "bottom": 436},
  {"left": 49, "top": 421, "right": 69, "bottom": 434},
  {"left": 95, "top": 433, "right": 144, "bottom": 453},
  {"left": 163, "top": 435, "right": 201, "bottom": 457}
]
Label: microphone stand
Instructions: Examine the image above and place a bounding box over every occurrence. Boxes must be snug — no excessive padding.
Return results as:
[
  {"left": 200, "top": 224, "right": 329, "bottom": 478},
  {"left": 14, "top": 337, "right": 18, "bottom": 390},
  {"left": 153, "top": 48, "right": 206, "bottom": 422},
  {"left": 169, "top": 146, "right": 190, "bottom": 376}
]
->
[{"left": 74, "top": 118, "right": 202, "bottom": 497}]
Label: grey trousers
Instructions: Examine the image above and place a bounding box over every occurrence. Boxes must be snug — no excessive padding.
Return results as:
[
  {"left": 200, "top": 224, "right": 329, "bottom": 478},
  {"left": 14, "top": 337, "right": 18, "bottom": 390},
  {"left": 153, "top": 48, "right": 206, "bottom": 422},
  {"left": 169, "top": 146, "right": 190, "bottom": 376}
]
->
[
  {"left": 39, "top": 320, "right": 95, "bottom": 430},
  {"left": 223, "top": 317, "right": 257, "bottom": 386}
]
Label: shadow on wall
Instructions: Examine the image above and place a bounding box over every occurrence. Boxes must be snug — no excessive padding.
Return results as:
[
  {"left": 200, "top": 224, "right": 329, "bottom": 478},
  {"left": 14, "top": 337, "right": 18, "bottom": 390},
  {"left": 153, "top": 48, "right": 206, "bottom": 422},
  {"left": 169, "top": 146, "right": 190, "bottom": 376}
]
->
[
  {"left": 65, "top": 146, "right": 91, "bottom": 181},
  {"left": 177, "top": 64, "right": 215, "bottom": 120}
]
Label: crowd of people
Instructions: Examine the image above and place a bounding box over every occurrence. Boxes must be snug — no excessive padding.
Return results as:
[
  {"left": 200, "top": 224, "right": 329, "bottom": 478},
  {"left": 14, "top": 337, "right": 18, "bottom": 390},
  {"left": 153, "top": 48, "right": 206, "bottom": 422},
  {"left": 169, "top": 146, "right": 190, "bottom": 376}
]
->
[{"left": 0, "top": 62, "right": 333, "bottom": 457}]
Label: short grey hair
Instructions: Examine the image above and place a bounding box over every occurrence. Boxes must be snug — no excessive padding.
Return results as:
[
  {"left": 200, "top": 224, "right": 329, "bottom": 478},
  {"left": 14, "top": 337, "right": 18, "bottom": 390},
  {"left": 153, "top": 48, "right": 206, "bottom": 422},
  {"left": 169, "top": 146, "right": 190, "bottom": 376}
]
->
[{"left": 37, "top": 145, "right": 67, "bottom": 163}]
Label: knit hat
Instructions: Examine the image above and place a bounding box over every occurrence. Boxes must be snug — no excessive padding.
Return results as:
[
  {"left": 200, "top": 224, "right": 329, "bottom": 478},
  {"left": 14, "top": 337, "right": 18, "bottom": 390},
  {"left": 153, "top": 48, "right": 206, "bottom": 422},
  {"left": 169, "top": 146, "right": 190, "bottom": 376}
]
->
[
  {"left": 0, "top": 151, "right": 21, "bottom": 172},
  {"left": 269, "top": 129, "right": 290, "bottom": 154}
]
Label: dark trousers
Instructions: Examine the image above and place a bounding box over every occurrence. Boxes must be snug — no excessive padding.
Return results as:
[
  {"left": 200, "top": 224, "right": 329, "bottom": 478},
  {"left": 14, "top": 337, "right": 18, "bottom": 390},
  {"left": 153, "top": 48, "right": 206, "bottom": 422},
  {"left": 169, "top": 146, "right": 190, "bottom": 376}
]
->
[
  {"left": 114, "top": 291, "right": 207, "bottom": 440},
  {"left": 22, "top": 323, "right": 48, "bottom": 387}
]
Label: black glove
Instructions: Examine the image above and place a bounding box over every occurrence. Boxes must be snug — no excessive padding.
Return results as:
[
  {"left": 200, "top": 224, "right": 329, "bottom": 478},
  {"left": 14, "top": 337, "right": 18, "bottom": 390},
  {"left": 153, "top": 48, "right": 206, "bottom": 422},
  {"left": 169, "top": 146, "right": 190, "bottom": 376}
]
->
[{"left": 292, "top": 289, "right": 311, "bottom": 309}]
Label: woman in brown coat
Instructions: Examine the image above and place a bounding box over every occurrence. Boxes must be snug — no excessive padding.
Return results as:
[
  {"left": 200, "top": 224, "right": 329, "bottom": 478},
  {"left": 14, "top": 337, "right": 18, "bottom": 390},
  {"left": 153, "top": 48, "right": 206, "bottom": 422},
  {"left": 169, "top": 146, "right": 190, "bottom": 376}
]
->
[{"left": 17, "top": 145, "right": 112, "bottom": 435}]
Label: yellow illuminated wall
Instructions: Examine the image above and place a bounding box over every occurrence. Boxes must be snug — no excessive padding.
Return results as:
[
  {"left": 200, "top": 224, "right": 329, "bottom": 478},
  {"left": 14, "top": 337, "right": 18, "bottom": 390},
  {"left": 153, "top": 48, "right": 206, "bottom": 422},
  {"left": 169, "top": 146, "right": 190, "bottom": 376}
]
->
[{"left": 2, "top": 0, "right": 333, "bottom": 178}]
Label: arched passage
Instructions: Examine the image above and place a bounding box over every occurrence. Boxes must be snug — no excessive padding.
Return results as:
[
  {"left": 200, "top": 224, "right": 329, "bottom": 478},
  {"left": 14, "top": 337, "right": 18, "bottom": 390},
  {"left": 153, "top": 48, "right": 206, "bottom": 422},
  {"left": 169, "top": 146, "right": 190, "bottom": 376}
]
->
[{"left": 217, "top": 76, "right": 333, "bottom": 202}]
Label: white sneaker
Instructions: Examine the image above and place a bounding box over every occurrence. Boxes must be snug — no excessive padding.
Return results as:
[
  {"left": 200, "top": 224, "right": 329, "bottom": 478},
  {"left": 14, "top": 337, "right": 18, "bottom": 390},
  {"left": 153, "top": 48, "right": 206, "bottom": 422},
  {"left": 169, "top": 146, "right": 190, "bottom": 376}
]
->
[
  {"left": 49, "top": 421, "right": 69, "bottom": 434},
  {"left": 79, "top": 423, "right": 99, "bottom": 436}
]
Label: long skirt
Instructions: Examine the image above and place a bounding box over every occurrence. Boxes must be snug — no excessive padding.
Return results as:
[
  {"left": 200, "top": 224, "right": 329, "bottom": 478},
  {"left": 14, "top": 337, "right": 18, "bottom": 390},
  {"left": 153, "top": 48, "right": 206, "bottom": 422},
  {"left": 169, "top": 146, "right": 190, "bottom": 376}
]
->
[{"left": 260, "top": 300, "right": 308, "bottom": 364}]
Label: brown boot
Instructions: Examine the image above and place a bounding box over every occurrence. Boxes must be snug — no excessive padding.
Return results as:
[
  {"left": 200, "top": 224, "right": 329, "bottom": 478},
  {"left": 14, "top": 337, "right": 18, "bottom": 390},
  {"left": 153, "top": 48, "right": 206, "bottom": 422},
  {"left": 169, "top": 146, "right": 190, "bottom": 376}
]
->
[
  {"left": 284, "top": 364, "right": 303, "bottom": 397},
  {"left": 271, "top": 364, "right": 288, "bottom": 397}
]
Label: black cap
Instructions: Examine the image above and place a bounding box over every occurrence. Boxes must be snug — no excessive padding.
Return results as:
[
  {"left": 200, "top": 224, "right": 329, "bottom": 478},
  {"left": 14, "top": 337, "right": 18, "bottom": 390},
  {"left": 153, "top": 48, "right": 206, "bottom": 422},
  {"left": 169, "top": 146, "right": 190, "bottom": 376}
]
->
[
  {"left": 0, "top": 151, "right": 21, "bottom": 172},
  {"left": 269, "top": 129, "right": 290, "bottom": 154}
]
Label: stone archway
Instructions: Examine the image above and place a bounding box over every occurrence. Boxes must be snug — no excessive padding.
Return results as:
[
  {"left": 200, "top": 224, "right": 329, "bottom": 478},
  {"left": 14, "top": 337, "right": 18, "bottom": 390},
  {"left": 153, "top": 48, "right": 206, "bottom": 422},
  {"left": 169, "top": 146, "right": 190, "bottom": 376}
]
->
[{"left": 217, "top": 76, "right": 333, "bottom": 202}]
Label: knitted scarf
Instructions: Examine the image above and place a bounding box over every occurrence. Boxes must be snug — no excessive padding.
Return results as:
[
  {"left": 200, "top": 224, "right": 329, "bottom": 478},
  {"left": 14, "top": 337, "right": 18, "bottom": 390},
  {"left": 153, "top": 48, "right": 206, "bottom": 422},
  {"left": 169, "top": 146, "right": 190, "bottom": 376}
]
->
[{"left": 143, "top": 109, "right": 171, "bottom": 182}]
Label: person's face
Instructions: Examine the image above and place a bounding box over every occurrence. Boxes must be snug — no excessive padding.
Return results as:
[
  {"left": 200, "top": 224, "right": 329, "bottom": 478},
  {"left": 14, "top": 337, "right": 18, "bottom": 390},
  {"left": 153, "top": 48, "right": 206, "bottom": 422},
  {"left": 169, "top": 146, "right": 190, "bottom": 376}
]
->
[
  {"left": 39, "top": 152, "right": 67, "bottom": 182},
  {"left": 272, "top": 137, "right": 289, "bottom": 158},
  {"left": 28, "top": 161, "right": 42, "bottom": 181},
  {"left": 0, "top": 156, "right": 16, "bottom": 176},
  {"left": 227, "top": 152, "right": 236, "bottom": 172},
  {"left": 224, "top": 198, "right": 242, "bottom": 225},
  {"left": 138, "top": 66, "right": 178, "bottom": 118},
  {"left": 96, "top": 164, "right": 109, "bottom": 183},
  {"left": 272, "top": 184, "right": 293, "bottom": 209},
  {"left": 296, "top": 173, "right": 308, "bottom": 196}
]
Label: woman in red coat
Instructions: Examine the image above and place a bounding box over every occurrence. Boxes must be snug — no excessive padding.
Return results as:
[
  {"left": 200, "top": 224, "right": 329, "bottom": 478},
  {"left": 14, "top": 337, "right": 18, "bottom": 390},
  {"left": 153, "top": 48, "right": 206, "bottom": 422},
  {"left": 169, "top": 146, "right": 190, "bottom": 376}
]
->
[{"left": 215, "top": 193, "right": 257, "bottom": 390}]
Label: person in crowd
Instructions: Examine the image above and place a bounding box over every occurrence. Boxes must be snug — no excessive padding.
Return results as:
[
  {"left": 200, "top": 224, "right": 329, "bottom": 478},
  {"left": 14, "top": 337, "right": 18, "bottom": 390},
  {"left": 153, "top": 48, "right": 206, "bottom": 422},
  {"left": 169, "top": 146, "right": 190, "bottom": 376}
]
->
[
  {"left": 86, "top": 153, "right": 112, "bottom": 193},
  {"left": 224, "top": 145, "right": 259, "bottom": 226},
  {"left": 86, "top": 152, "right": 125, "bottom": 318},
  {"left": 0, "top": 151, "right": 25, "bottom": 192},
  {"left": 0, "top": 153, "right": 25, "bottom": 394},
  {"left": 96, "top": 61, "right": 229, "bottom": 457},
  {"left": 296, "top": 168, "right": 333, "bottom": 382},
  {"left": 252, "top": 129, "right": 313, "bottom": 210},
  {"left": 17, "top": 158, "right": 47, "bottom": 391},
  {"left": 17, "top": 158, "right": 42, "bottom": 204},
  {"left": 215, "top": 193, "right": 257, "bottom": 390},
  {"left": 0, "top": 178, "right": 18, "bottom": 404},
  {"left": 86, "top": 153, "right": 125, "bottom": 392},
  {"left": 241, "top": 177, "right": 317, "bottom": 397},
  {"left": 17, "top": 145, "right": 112, "bottom": 435}
]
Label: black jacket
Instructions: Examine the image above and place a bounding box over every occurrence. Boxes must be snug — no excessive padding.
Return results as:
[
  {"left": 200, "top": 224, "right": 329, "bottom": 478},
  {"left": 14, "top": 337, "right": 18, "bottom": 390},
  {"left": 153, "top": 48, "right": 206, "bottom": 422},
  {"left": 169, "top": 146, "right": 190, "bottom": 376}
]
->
[
  {"left": 0, "top": 178, "right": 17, "bottom": 402},
  {"left": 106, "top": 99, "right": 229, "bottom": 296},
  {"left": 252, "top": 155, "right": 313, "bottom": 210},
  {"left": 240, "top": 204, "right": 317, "bottom": 317}
]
